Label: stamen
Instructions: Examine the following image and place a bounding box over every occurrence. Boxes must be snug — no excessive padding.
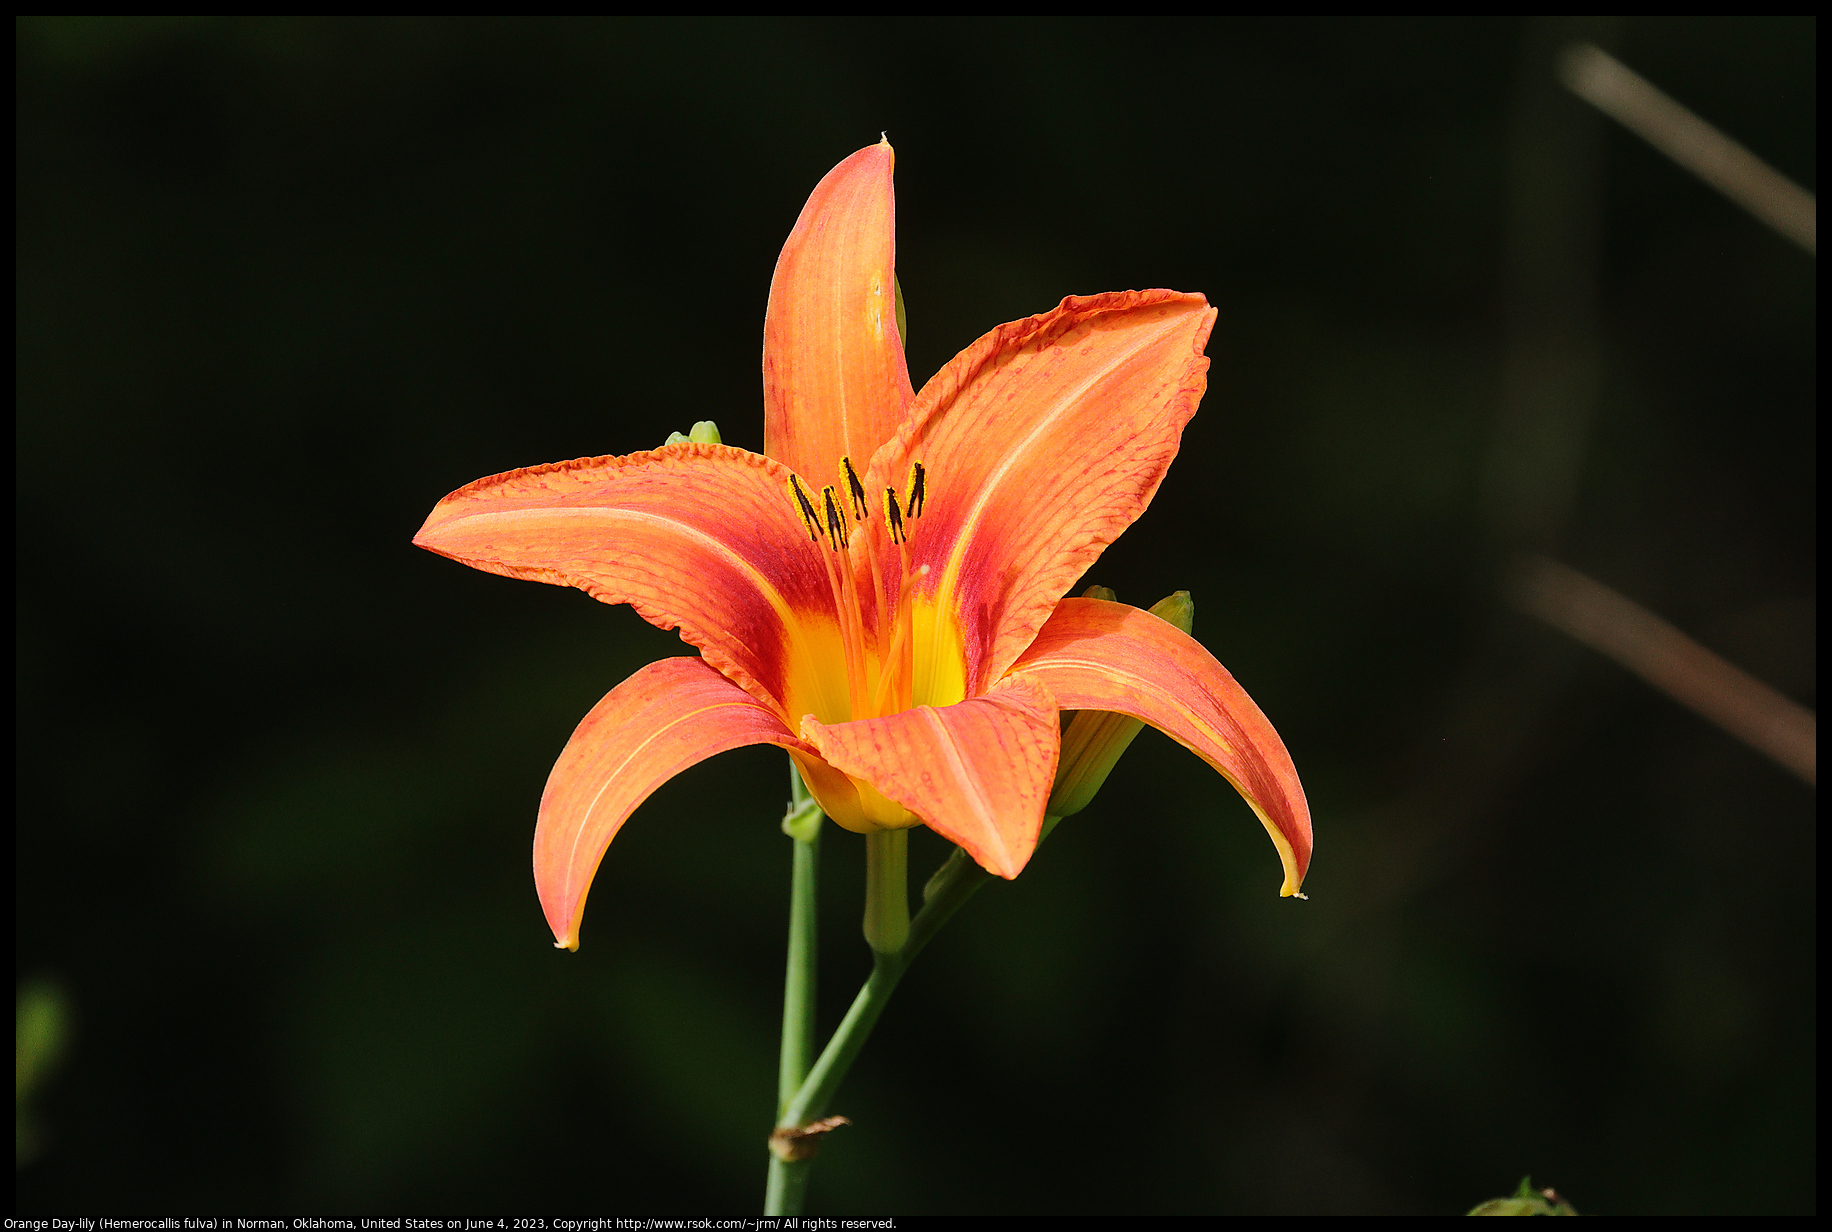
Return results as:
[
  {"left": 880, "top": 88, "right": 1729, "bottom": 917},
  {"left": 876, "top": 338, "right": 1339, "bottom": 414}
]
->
[
  {"left": 842, "top": 456, "right": 869, "bottom": 521},
  {"left": 821, "top": 486, "right": 850, "bottom": 551},
  {"left": 788, "top": 475, "right": 822, "bottom": 541},
  {"left": 806, "top": 493, "right": 866, "bottom": 717},
  {"left": 871, "top": 560, "right": 928, "bottom": 716},
  {"left": 800, "top": 456, "right": 932, "bottom": 720},
  {"left": 832, "top": 520, "right": 871, "bottom": 716},
  {"left": 884, "top": 487, "right": 906, "bottom": 545}
]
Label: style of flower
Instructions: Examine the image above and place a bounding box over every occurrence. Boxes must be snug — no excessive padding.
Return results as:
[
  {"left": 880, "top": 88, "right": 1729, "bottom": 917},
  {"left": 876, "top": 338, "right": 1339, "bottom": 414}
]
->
[{"left": 414, "top": 141, "right": 1312, "bottom": 950}]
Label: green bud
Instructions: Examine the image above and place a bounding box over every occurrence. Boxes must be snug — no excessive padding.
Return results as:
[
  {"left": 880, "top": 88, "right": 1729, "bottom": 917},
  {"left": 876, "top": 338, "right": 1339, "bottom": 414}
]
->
[
  {"left": 921, "top": 844, "right": 972, "bottom": 904},
  {"left": 1050, "top": 709, "right": 1146, "bottom": 818},
  {"left": 781, "top": 796, "right": 822, "bottom": 843},
  {"left": 1150, "top": 589, "right": 1195, "bottom": 635},
  {"left": 893, "top": 275, "right": 908, "bottom": 351},
  {"left": 662, "top": 422, "right": 722, "bottom": 447},
  {"left": 1046, "top": 589, "right": 1195, "bottom": 817},
  {"left": 1467, "top": 1177, "right": 1577, "bottom": 1216}
]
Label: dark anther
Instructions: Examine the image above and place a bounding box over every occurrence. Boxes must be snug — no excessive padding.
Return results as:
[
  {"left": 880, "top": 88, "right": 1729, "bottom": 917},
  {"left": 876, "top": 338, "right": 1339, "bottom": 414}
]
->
[
  {"left": 885, "top": 487, "right": 906, "bottom": 545},
  {"left": 789, "top": 475, "right": 822, "bottom": 541},
  {"left": 821, "top": 485, "right": 850, "bottom": 550},
  {"left": 842, "top": 456, "right": 869, "bottom": 521},
  {"left": 907, "top": 461, "right": 927, "bottom": 519}
]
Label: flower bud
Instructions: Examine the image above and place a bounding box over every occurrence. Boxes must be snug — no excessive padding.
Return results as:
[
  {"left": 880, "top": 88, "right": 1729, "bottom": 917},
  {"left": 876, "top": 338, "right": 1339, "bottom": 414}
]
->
[
  {"left": 1466, "top": 1177, "right": 1577, "bottom": 1216},
  {"left": 1047, "top": 589, "right": 1194, "bottom": 817},
  {"left": 1150, "top": 589, "right": 1194, "bottom": 634},
  {"left": 781, "top": 795, "right": 822, "bottom": 843},
  {"left": 663, "top": 422, "right": 723, "bottom": 447}
]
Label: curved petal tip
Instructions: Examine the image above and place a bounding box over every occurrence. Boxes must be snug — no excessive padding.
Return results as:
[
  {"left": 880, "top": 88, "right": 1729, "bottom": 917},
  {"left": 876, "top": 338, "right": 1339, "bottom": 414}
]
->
[{"left": 1011, "top": 598, "right": 1312, "bottom": 898}]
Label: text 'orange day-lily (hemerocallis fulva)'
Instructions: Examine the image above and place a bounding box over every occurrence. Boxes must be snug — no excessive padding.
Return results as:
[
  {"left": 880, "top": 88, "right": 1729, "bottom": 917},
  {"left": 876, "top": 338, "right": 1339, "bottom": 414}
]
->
[{"left": 414, "top": 140, "right": 1312, "bottom": 950}]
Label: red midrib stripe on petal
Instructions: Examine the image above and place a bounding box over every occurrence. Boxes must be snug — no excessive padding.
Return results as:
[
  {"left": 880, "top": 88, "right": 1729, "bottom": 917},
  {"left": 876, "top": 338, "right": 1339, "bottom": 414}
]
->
[
  {"left": 937, "top": 323, "right": 1167, "bottom": 580},
  {"left": 414, "top": 444, "right": 842, "bottom": 723},
  {"left": 868, "top": 291, "right": 1216, "bottom": 696},
  {"left": 459, "top": 503, "right": 837, "bottom": 712}
]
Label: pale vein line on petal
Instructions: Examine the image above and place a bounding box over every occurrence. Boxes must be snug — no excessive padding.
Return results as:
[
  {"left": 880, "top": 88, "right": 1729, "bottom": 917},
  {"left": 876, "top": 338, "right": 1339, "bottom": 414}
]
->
[
  {"left": 565, "top": 697, "right": 787, "bottom": 892},
  {"left": 917, "top": 704, "right": 1007, "bottom": 869},
  {"left": 1016, "top": 656, "right": 1239, "bottom": 758},
  {"left": 932, "top": 325, "right": 1167, "bottom": 644},
  {"left": 1015, "top": 658, "right": 1295, "bottom": 858}
]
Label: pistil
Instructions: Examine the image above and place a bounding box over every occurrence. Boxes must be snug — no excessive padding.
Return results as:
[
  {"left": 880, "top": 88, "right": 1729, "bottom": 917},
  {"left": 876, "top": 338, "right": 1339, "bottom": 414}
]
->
[{"left": 869, "top": 555, "right": 926, "bottom": 717}]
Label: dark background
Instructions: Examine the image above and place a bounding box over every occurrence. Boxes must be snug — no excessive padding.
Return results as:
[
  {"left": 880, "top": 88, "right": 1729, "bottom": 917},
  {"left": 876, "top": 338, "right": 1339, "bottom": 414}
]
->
[{"left": 15, "top": 16, "right": 1815, "bottom": 1215}]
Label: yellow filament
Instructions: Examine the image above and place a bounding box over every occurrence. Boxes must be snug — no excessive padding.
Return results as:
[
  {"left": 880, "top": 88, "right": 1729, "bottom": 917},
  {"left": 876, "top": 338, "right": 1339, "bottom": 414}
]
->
[
  {"left": 833, "top": 538, "right": 872, "bottom": 718},
  {"left": 787, "top": 457, "right": 952, "bottom": 723},
  {"left": 870, "top": 557, "right": 928, "bottom": 716}
]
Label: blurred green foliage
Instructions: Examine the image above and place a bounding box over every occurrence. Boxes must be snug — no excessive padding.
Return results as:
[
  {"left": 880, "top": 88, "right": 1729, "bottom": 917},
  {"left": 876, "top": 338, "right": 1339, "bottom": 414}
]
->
[
  {"left": 15, "top": 16, "right": 1814, "bottom": 1214},
  {"left": 16, "top": 980, "right": 72, "bottom": 1167}
]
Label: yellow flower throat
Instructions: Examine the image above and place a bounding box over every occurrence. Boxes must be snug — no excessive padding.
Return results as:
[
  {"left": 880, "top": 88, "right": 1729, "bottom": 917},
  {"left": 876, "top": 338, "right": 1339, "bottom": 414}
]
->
[{"left": 785, "top": 458, "right": 964, "bottom": 732}]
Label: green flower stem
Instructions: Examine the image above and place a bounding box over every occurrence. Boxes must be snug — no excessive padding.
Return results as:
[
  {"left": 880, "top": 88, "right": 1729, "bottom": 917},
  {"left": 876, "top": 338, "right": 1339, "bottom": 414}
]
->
[
  {"left": 862, "top": 829, "right": 910, "bottom": 955},
  {"left": 908, "top": 844, "right": 992, "bottom": 959},
  {"left": 776, "top": 787, "right": 821, "bottom": 1113},
  {"left": 779, "top": 817, "right": 1061, "bottom": 1136},
  {"left": 765, "top": 769, "right": 823, "bottom": 1216},
  {"left": 767, "top": 813, "right": 1060, "bottom": 1214},
  {"left": 780, "top": 947, "right": 907, "bottom": 1135}
]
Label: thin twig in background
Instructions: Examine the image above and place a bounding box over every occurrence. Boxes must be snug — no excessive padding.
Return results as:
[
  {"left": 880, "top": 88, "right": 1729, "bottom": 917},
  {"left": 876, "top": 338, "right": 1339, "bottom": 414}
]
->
[
  {"left": 1509, "top": 555, "right": 1816, "bottom": 787},
  {"left": 1558, "top": 43, "right": 1817, "bottom": 256}
]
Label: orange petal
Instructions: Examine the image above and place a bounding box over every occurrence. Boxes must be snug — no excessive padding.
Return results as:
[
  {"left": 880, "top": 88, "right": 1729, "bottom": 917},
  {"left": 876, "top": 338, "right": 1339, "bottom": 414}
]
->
[
  {"left": 867, "top": 290, "right": 1216, "bottom": 695},
  {"left": 764, "top": 141, "right": 915, "bottom": 488},
  {"left": 801, "top": 675, "right": 1060, "bottom": 879},
  {"left": 413, "top": 443, "right": 850, "bottom": 727},
  {"left": 535, "top": 657, "right": 816, "bottom": 950},
  {"left": 1008, "top": 597, "right": 1312, "bottom": 896}
]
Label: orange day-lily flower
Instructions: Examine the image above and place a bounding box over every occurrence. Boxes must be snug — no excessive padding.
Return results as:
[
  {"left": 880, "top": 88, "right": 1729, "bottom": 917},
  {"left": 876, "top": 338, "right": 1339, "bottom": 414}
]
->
[{"left": 414, "top": 141, "right": 1312, "bottom": 950}]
